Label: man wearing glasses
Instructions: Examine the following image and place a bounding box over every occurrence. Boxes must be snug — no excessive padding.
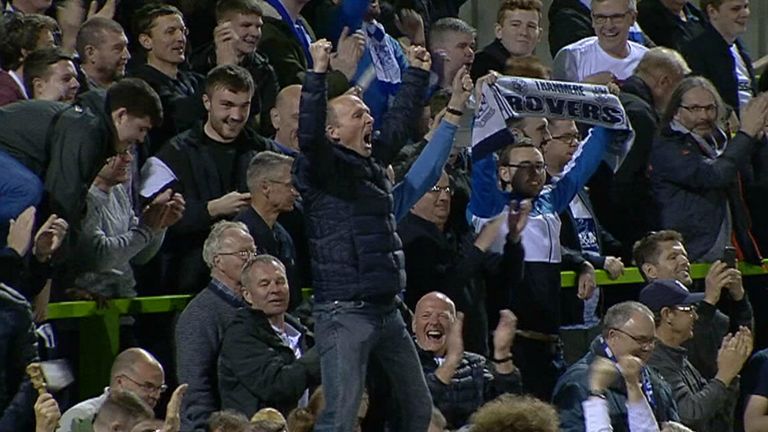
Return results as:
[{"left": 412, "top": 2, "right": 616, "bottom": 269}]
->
[
  {"left": 640, "top": 279, "right": 752, "bottom": 432},
  {"left": 542, "top": 119, "right": 625, "bottom": 365},
  {"left": 648, "top": 76, "right": 768, "bottom": 265},
  {"left": 552, "top": 0, "right": 648, "bottom": 84},
  {"left": 58, "top": 348, "right": 166, "bottom": 432},
  {"left": 176, "top": 220, "right": 257, "bottom": 432},
  {"left": 553, "top": 301, "right": 680, "bottom": 432}
]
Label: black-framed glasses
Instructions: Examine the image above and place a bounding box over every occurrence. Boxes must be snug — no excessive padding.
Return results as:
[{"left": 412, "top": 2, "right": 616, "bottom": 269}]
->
[
  {"left": 429, "top": 185, "right": 453, "bottom": 195},
  {"left": 502, "top": 162, "right": 547, "bottom": 172},
  {"left": 550, "top": 133, "right": 581, "bottom": 144},
  {"left": 610, "top": 328, "right": 655, "bottom": 348},
  {"left": 592, "top": 11, "right": 630, "bottom": 24},
  {"left": 119, "top": 374, "right": 168, "bottom": 394},
  {"left": 217, "top": 249, "right": 259, "bottom": 260},
  {"left": 680, "top": 104, "right": 717, "bottom": 115}
]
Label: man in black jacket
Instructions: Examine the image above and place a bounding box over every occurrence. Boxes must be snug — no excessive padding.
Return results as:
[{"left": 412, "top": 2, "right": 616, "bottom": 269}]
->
[
  {"left": 413, "top": 291, "right": 522, "bottom": 429},
  {"left": 148, "top": 64, "right": 273, "bottom": 293},
  {"left": 607, "top": 47, "right": 688, "bottom": 253},
  {"left": 469, "top": 0, "right": 542, "bottom": 81},
  {"left": 189, "top": 0, "right": 279, "bottom": 136},
  {"left": 682, "top": 0, "right": 756, "bottom": 112},
  {"left": 294, "top": 40, "right": 445, "bottom": 431},
  {"left": 637, "top": 0, "right": 706, "bottom": 51},
  {"left": 0, "top": 78, "right": 162, "bottom": 247},
  {"left": 218, "top": 254, "right": 320, "bottom": 418}
]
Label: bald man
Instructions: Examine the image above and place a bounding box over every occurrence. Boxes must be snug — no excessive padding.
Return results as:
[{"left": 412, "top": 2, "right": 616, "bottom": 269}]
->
[
  {"left": 58, "top": 348, "right": 166, "bottom": 432},
  {"left": 413, "top": 292, "right": 522, "bottom": 429},
  {"left": 269, "top": 85, "right": 301, "bottom": 156}
]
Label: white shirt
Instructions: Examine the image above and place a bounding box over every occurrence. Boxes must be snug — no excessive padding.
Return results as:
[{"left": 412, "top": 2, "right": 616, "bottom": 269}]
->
[
  {"left": 552, "top": 36, "right": 648, "bottom": 83},
  {"left": 272, "top": 321, "right": 309, "bottom": 407},
  {"left": 730, "top": 44, "right": 753, "bottom": 109}
]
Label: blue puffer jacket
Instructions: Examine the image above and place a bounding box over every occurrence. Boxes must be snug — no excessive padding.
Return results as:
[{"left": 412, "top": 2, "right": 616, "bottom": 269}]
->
[{"left": 294, "top": 67, "right": 435, "bottom": 303}]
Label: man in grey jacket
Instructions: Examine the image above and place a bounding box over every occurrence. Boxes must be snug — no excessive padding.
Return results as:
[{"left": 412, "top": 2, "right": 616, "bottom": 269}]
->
[
  {"left": 640, "top": 279, "right": 751, "bottom": 432},
  {"left": 175, "top": 221, "right": 256, "bottom": 432}
]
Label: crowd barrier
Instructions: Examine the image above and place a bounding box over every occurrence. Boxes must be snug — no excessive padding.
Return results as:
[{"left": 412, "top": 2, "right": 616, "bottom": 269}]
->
[{"left": 47, "top": 260, "right": 768, "bottom": 399}]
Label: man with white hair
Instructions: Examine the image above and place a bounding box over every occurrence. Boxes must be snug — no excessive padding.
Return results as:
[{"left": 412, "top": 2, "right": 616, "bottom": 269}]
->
[
  {"left": 552, "top": 0, "right": 648, "bottom": 84},
  {"left": 175, "top": 221, "right": 257, "bottom": 432}
]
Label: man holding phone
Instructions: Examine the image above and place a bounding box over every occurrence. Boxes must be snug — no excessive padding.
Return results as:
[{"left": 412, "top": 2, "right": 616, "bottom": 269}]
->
[{"left": 632, "top": 230, "right": 754, "bottom": 381}]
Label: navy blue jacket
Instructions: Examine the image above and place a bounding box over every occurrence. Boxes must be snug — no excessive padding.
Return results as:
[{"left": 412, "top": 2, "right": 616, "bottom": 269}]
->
[
  {"left": 553, "top": 337, "right": 680, "bottom": 432},
  {"left": 294, "top": 67, "right": 432, "bottom": 303},
  {"left": 649, "top": 126, "right": 762, "bottom": 263},
  {"left": 682, "top": 24, "right": 756, "bottom": 112}
]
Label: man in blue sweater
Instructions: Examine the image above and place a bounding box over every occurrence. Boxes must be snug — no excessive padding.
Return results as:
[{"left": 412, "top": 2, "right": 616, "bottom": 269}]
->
[{"left": 294, "top": 38, "right": 471, "bottom": 431}]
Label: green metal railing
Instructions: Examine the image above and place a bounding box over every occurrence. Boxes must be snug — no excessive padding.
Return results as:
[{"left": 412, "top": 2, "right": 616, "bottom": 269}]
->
[{"left": 48, "top": 260, "right": 768, "bottom": 398}]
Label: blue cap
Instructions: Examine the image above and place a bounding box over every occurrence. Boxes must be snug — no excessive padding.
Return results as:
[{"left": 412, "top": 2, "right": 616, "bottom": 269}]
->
[{"left": 639, "top": 279, "right": 705, "bottom": 313}]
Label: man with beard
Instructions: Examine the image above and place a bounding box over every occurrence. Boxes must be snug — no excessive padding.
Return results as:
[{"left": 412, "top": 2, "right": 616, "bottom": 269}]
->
[
  {"left": 648, "top": 77, "right": 768, "bottom": 264},
  {"left": 553, "top": 301, "right": 680, "bottom": 432},
  {"left": 75, "top": 17, "right": 130, "bottom": 92},
  {"left": 150, "top": 64, "right": 272, "bottom": 293},
  {"left": 469, "top": 80, "right": 616, "bottom": 398},
  {"left": 412, "top": 292, "right": 522, "bottom": 429}
]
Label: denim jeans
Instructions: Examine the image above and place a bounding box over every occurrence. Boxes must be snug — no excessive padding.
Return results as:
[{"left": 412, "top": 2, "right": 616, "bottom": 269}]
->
[
  {"left": 313, "top": 299, "right": 432, "bottom": 432},
  {"left": 0, "top": 149, "right": 43, "bottom": 246}
]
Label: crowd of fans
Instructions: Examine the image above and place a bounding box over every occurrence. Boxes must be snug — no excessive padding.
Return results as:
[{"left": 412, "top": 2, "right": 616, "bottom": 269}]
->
[{"left": 2, "top": 0, "right": 768, "bottom": 430}]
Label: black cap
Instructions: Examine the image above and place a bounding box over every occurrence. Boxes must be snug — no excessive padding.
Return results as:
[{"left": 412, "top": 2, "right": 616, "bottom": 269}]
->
[{"left": 639, "top": 279, "right": 705, "bottom": 313}]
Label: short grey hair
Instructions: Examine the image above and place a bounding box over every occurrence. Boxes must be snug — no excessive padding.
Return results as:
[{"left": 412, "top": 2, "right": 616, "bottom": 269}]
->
[
  {"left": 429, "top": 17, "right": 476, "bottom": 51},
  {"left": 591, "top": 0, "right": 637, "bottom": 12},
  {"left": 240, "top": 254, "right": 287, "bottom": 288},
  {"left": 202, "top": 221, "right": 250, "bottom": 269},
  {"left": 601, "top": 301, "right": 653, "bottom": 337},
  {"left": 245, "top": 151, "right": 294, "bottom": 194}
]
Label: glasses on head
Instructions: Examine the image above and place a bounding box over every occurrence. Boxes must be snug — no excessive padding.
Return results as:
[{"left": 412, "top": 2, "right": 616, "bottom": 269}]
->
[
  {"left": 217, "top": 249, "right": 259, "bottom": 261},
  {"left": 592, "top": 11, "right": 630, "bottom": 25},
  {"left": 502, "top": 162, "right": 547, "bottom": 172},
  {"left": 550, "top": 133, "right": 581, "bottom": 144},
  {"left": 429, "top": 185, "right": 453, "bottom": 195},
  {"left": 611, "top": 328, "right": 656, "bottom": 349},
  {"left": 680, "top": 104, "right": 717, "bottom": 115},
  {"left": 674, "top": 304, "right": 697, "bottom": 313},
  {"left": 119, "top": 375, "right": 168, "bottom": 395}
]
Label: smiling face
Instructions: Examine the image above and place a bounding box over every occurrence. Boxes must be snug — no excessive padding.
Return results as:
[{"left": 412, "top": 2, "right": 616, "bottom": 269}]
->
[
  {"left": 591, "top": 0, "right": 635, "bottom": 56},
  {"left": 141, "top": 13, "right": 187, "bottom": 67},
  {"left": 411, "top": 172, "right": 451, "bottom": 227},
  {"left": 326, "top": 95, "right": 374, "bottom": 157},
  {"left": 500, "top": 145, "right": 547, "bottom": 198},
  {"left": 227, "top": 12, "right": 263, "bottom": 55},
  {"left": 663, "top": 306, "right": 698, "bottom": 342},
  {"left": 642, "top": 240, "right": 693, "bottom": 286},
  {"left": 112, "top": 109, "right": 153, "bottom": 152},
  {"left": 496, "top": 8, "right": 541, "bottom": 57},
  {"left": 606, "top": 311, "right": 656, "bottom": 363},
  {"left": 87, "top": 29, "right": 130, "bottom": 81},
  {"left": 243, "top": 260, "right": 290, "bottom": 318},
  {"left": 203, "top": 87, "right": 252, "bottom": 142},
  {"left": 412, "top": 293, "right": 456, "bottom": 357},
  {"left": 33, "top": 59, "right": 80, "bottom": 102},
  {"left": 707, "top": 0, "right": 750, "bottom": 41}
]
